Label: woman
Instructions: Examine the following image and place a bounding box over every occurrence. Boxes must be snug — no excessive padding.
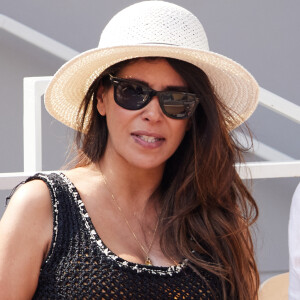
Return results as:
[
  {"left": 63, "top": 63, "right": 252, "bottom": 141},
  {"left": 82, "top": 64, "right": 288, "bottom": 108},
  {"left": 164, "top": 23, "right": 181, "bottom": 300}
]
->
[{"left": 0, "top": 1, "right": 259, "bottom": 299}]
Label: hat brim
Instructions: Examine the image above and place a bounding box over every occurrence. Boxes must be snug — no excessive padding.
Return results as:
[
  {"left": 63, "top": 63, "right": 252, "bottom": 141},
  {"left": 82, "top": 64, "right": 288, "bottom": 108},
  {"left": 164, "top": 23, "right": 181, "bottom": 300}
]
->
[{"left": 44, "top": 44, "right": 259, "bottom": 131}]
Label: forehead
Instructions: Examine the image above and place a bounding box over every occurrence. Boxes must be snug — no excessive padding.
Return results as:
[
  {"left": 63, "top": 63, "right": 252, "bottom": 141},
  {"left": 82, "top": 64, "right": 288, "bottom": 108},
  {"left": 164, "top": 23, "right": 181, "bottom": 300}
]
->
[{"left": 117, "top": 58, "right": 187, "bottom": 89}]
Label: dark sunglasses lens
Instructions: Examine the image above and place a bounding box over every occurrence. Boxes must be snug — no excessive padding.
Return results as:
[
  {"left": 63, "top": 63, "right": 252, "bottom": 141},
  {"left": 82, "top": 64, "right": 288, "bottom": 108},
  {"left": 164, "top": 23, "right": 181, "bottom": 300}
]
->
[
  {"left": 160, "top": 93, "right": 197, "bottom": 119},
  {"left": 115, "top": 81, "right": 148, "bottom": 110},
  {"left": 111, "top": 76, "right": 198, "bottom": 119}
]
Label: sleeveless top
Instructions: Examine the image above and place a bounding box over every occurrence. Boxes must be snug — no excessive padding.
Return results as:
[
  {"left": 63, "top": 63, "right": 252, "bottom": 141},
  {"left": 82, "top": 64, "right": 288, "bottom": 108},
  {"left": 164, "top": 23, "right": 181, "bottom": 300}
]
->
[{"left": 18, "top": 172, "right": 222, "bottom": 299}]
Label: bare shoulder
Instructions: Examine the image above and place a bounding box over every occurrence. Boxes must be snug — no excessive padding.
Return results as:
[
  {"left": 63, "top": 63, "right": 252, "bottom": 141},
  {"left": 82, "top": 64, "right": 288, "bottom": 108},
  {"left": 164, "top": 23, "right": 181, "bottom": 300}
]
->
[
  {"left": 0, "top": 179, "right": 53, "bottom": 249},
  {"left": 5, "top": 179, "right": 52, "bottom": 217},
  {"left": 0, "top": 179, "right": 53, "bottom": 298},
  {"left": 63, "top": 166, "right": 101, "bottom": 191},
  {"left": 62, "top": 167, "right": 105, "bottom": 210}
]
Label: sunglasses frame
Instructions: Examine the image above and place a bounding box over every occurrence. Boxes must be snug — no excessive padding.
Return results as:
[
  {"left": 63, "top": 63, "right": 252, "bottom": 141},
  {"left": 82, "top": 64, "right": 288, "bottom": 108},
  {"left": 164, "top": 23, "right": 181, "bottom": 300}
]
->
[{"left": 108, "top": 74, "right": 200, "bottom": 119}]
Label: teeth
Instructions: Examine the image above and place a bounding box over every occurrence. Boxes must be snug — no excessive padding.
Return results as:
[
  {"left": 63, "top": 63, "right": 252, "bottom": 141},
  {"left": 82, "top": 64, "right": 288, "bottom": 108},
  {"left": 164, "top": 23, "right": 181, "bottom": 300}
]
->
[{"left": 139, "top": 135, "right": 160, "bottom": 143}]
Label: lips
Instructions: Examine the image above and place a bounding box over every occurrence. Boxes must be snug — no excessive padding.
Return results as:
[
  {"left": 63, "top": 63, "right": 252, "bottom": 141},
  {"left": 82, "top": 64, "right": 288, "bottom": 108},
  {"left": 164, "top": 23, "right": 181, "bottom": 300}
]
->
[{"left": 131, "top": 131, "right": 165, "bottom": 148}]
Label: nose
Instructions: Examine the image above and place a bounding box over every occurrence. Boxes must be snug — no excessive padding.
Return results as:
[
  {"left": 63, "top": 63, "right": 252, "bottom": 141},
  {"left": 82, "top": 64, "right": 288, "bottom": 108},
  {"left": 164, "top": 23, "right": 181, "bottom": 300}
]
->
[{"left": 141, "top": 95, "right": 164, "bottom": 122}]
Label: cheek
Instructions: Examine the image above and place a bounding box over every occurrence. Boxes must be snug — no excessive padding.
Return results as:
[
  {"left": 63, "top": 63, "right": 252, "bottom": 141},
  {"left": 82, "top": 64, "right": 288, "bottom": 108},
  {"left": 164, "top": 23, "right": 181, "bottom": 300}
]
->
[
  {"left": 105, "top": 103, "right": 133, "bottom": 136},
  {"left": 175, "top": 120, "right": 189, "bottom": 137},
  {"left": 170, "top": 120, "right": 189, "bottom": 148}
]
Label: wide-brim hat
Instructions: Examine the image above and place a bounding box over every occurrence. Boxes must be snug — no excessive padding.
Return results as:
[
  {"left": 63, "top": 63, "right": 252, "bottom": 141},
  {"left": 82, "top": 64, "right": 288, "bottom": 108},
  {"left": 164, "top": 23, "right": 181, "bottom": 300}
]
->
[{"left": 45, "top": 0, "right": 259, "bottom": 132}]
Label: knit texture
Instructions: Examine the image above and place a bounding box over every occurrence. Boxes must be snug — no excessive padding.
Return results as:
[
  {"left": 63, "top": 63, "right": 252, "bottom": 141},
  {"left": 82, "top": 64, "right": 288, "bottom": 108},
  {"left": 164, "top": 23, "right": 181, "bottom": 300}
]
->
[{"left": 22, "top": 172, "right": 222, "bottom": 299}]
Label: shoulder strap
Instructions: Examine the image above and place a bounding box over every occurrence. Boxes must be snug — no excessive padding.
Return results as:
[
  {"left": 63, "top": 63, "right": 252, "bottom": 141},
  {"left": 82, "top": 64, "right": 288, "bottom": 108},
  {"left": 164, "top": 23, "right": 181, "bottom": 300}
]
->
[
  {"left": 26, "top": 173, "right": 66, "bottom": 266},
  {"left": 23, "top": 172, "right": 78, "bottom": 268}
]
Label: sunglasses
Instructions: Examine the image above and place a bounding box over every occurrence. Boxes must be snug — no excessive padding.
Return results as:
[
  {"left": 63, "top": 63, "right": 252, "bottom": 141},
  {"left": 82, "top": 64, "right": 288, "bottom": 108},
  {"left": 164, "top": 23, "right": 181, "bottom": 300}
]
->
[{"left": 109, "top": 74, "right": 200, "bottom": 119}]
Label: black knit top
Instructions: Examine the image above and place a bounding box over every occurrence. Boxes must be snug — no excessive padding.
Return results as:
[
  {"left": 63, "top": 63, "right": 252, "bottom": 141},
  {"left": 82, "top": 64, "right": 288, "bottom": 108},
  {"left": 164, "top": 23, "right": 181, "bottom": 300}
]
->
[{"left": 20, "top": 172, "right": 222, "bottom": 299}]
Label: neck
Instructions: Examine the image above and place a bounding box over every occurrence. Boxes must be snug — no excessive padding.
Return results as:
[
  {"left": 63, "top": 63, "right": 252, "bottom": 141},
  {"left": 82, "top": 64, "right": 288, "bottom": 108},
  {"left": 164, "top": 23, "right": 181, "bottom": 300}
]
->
[{"left": 94, "top": 151, "right": 165, "bottom": 216}]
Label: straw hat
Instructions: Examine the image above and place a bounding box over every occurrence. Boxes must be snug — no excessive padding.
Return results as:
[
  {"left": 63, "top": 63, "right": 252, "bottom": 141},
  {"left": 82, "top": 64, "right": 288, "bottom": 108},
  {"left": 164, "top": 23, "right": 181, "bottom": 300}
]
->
[{"left": 45, "top": 0, "right": 259, "bottom": 131}]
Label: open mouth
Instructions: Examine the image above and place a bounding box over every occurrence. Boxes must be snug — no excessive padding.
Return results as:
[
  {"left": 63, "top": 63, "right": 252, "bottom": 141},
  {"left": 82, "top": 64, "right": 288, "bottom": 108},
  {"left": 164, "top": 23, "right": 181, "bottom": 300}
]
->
[
  {"left": 131, "top": 133, "right": 165, "bottom": 144},
  {"left": 138, "top": 135, "right": 163, "bottom": 143}
]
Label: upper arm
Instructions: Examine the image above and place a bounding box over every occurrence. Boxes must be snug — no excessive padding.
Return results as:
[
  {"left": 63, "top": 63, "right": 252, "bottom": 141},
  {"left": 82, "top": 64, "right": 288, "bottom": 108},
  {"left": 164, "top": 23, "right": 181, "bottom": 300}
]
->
[{"left": 0, "top": 179, "right": 53, "bottom": 299}]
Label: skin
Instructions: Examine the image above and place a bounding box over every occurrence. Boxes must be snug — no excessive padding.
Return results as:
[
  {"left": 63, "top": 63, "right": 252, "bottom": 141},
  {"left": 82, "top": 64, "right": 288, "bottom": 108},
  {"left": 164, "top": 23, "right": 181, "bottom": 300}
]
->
[
  {"left": 0, "top": 180, "right": 52, "bottom": 299},
  {"left": 0, "top": 59, "right": 189, "bottom": 298},
  {"left": 98, "top": 58, "right": 189, "bottom": 172}
]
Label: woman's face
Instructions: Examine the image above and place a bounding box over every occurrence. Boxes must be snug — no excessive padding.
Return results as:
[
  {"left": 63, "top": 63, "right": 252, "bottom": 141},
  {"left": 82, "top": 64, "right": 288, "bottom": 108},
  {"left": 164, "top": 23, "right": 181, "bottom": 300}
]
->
[{"left": 97, "top": 58, "right": 190, "bottom": 170}]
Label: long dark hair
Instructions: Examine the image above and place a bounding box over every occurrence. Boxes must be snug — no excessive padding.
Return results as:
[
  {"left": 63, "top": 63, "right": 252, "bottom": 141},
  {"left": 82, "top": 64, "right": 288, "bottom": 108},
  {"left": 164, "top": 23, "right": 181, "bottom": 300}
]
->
[{"left": 73, "top": 57, "right": 259, "bottom": 300}]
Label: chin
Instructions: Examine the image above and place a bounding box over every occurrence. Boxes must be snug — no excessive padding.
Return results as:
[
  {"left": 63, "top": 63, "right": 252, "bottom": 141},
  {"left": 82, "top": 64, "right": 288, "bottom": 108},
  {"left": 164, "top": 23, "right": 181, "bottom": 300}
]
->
[{"left": 127, "top": 157, "right": 166, "bottom": 171}]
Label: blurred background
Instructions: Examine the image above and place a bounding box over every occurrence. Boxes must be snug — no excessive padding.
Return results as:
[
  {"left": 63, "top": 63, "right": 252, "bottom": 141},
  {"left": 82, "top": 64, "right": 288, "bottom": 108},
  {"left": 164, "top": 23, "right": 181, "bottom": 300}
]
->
[{"left": 0, "top": 0, "right": 299, "bottom": 283}]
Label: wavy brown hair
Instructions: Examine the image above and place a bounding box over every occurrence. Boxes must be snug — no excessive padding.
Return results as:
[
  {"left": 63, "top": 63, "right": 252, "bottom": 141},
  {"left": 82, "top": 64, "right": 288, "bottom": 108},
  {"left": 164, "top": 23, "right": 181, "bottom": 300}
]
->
[{"left": 72, "top": 57, "right": 259, "bottom": 300}]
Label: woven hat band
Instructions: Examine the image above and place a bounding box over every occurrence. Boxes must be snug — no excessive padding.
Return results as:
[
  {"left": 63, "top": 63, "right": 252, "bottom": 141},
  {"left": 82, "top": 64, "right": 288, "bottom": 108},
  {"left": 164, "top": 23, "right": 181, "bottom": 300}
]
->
[{"left": 99, "top": 1, "right": 209, "bottom": 51}]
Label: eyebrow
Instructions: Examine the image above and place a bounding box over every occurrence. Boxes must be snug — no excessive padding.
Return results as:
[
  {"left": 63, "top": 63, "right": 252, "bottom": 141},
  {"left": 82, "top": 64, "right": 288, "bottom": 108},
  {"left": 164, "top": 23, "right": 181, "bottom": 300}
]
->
[{"left": 122, "top": 77, "right": 190, "bottom": 93}]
